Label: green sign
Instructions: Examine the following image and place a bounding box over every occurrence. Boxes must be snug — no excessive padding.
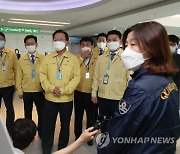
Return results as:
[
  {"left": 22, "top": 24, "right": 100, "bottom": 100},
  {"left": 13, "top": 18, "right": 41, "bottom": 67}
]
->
[{"left": 0, "top": 25, "right": 40, "bottom": 34}]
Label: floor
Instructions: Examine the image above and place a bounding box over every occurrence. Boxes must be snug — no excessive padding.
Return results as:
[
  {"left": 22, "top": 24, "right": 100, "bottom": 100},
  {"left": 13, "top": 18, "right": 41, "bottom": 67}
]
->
[{"left": 0, "top": 92, "right": 180, "bottom": 154}]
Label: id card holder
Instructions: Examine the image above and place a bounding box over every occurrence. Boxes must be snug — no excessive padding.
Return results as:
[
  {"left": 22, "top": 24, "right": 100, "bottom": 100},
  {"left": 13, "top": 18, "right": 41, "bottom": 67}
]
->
[
  {"left": 85, "top": 72, "right": 90, "bottom": 79},
  {"left": 32, "top": 71, "right": 36, "bottom": 78},
  {"left": 103, "top": 74, "right": 109, "bottom": 84},
  {"left": 2, "top": 65, "right": 6, "bottom": 71},
  {"left": 57, "top": 71, "right": 62, "bottom": 80}
]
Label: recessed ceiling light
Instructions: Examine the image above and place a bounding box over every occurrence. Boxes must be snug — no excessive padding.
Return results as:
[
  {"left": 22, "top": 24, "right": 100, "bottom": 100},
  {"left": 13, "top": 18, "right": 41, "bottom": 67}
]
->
[
  {"left": 9, "top": 18, "right": 70, "bottom": 25},
  {"left": 8, "top": 21, "right": 64, "bottom": 27}
]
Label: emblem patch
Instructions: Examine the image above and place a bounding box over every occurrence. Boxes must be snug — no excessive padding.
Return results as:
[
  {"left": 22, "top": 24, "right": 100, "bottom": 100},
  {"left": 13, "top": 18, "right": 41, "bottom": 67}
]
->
[{"left": 119, "top": 100, "right": 131, "bottom": 114}]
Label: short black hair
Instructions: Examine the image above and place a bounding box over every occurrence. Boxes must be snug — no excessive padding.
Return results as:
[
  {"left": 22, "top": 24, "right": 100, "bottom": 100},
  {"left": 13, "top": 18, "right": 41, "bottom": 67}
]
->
[
  {"left": 97, "top": 33, "right": 107, "bottom": 40},
  {"left": 80, "top": 37, "right": 94, "bottom": 45},
  {"left": 9, "top": 118, "right": 37, "bottom": 150},
  {"left": 107, "top": 30, "right": 122, "bottom": 39},
  {"left": 168, "top": 34, "right": 179, "bottom": 45},
  {"left": 52, "top": 29, "right": 69, "bottom": 41},
  {"left": 0, "top": 32, "right": 5, "bottom": 39},
  {"left": 24, "top": 35, "right": 37, "bottom": 43}
]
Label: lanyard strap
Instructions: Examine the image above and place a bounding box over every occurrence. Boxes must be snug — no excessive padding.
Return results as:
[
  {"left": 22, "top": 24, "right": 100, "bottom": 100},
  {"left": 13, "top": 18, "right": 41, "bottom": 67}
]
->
[
  {"left": 106, "top": 55, "right": 113, "bottom": 74},
  {"left": 0, "top": 52, "right": 7, "bottom": 66},
  {"left": 106, "top": 52, "right": 118, "bottom": 74},
  {"left": 56, "top": 56, "right": 65, "bottom": 71}
]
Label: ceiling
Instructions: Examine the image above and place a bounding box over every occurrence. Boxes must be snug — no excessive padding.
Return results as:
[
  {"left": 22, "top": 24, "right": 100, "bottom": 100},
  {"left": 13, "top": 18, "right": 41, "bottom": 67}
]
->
[{"left": 0, "top": 0, "right": 180, "bottom": 37}]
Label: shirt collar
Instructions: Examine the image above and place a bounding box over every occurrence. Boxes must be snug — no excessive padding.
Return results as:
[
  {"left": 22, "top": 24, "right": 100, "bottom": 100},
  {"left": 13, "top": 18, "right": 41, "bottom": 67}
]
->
[
  {"left": 110, "top": 50, "right": 119, "bottom": 55},
  {"left": 28, "top": 52, "right": 36, "bottom": 58},
  {"left": 106, "top": 49, "right": 121, "bottom": 57}
]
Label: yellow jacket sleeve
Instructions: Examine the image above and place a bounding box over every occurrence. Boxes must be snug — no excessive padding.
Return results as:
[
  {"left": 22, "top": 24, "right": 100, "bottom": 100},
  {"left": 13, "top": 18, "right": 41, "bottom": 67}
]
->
[
  {"left": 39, "top": 59, "right": 56, "bottom": 92},
  {"left": 91, "top": 57, "right": 100, "bottom": 97},
  {"left": 60, "top": 56, "right": 80, "bottom": 95},
  {"left": 13, "top": 52, "right": 18, "bottom": 78},
  {"left": 16, "top": 61, "right": 23, "bottom": 95}
]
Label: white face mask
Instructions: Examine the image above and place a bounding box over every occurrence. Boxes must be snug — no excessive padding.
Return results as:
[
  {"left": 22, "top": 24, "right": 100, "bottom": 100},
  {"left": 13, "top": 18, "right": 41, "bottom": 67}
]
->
[
  {"left": 170, "top": 46, "right": 177, "bottom": 53},
  {"left": 0, "top": 40, "right": 5, "bottom": 48},
  {"left": 121, "top": 48, "right": 145, "bottom": 71},
  {"left": 107, "top": 42, "right": 120, "bottom": 51},
  {"left": 81, "top": 47, "right": 91, "bottom": 52},
  {"left": 26, "top": 45, "right": 36, "bottom": 53},
  {"left": 97, "top": 42, "right": 106, "bottom": 50},
  {"left": 54, "top": 41, "right": 65, "bottom": 51}
]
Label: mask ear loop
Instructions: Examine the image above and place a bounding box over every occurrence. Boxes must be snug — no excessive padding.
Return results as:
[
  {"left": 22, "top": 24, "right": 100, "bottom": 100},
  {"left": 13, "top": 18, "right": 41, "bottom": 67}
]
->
[
  {"left": 142, "top": 56, "right": 151, "bottom": 69},
  {"left": 142, "top": 52, "right": 151, "bottom": 61}
]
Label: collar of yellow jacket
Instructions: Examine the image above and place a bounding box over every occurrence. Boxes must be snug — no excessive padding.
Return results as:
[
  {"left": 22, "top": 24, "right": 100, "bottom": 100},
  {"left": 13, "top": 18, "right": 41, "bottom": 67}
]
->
[
  {"left": 23, "top": 51, "right": 41, "bottom": 60},
  {"left": 51, "top": 50, "right": 69, "bottom": 58},
  {"left": 3, "top": 47, "right": 12, "bottom": 54},
  {"left": 104, "top": 49, "right": 122, "bottom": 57}
]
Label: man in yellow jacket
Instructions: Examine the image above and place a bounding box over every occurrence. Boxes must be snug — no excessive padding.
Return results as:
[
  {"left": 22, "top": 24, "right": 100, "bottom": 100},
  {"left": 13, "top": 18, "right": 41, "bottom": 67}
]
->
[
  {"left": 92, "top": 33, "right": 109, "bottom": 56},
  {"left": 0, "top": 32, "right": 17, "bottom": 131},
  {"left": 39, "top": 29, "right": 80, "bottom": 154},
  {"left": 16, "top": 35, "right": 45, "bottom": 138},
  {"left": 74, "top": 37, "right": 97, "bottom": 146},
  {"left": 92, "top": 33, "right": 109, "bottom": 120},
  {"left": 92, "top": 30, "right": 129, "bottom": 131}
]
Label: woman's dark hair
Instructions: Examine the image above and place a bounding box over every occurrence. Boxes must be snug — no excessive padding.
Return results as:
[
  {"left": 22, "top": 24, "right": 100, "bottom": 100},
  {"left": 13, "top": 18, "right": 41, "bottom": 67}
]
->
[
  {"left": 122, "top": 21, "right": 178, "bottom": 75},
  {"left": 9, "top": 118, "right": 37, "bottom": 150}
]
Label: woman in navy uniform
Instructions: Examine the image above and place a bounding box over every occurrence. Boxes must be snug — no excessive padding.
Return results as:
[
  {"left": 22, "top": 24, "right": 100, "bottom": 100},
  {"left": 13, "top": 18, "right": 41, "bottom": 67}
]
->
[{"left": 97, "top": 21, "right": 180, "bottom": 154}]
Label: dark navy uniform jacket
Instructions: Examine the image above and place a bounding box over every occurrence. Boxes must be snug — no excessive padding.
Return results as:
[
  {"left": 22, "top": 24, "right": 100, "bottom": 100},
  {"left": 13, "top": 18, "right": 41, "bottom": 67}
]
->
[{"left": 97, "top": 69, "right": 180, "bottom": 154}]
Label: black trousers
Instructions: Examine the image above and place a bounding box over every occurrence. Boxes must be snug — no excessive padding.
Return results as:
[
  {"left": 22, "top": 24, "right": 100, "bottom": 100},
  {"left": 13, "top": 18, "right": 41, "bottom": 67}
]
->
[
  {"left": 23, "top": 92, "right": 44, "bottom": 136},
  {"left": 0, "top": 85, "right": 15, "bottom": 131},
  {"left": 74, "top": 90, "right": 95, "bottom": 139},
  {"left": 42, "top": 100, "right": 73, "bottom": 154},
  {"left": 98, "top": 97, "right": 119, "bottom": 132}
]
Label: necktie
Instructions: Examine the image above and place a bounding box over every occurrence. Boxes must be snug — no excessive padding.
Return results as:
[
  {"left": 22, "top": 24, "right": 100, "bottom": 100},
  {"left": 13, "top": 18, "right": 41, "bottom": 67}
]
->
[
  {"left": 110, "top": 53, "right": 116, "bottom": 61},
  {"left": 31, "top": 55, "right": 35, "bottom": 64},
  {"left": 0, "top": 51, "right": 3, "bottom": 57},
  {"left": 99, "top": 49, "right": 103, "bottom": 55}
]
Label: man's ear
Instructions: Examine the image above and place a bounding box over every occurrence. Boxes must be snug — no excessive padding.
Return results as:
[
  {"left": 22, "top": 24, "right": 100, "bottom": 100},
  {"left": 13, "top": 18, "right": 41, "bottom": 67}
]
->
[
  {"left": 119, "top": 39, "right": 122, "bottom": 45},
  {"left": 65, "top": 41, "right": 69, "bottom": 47}
]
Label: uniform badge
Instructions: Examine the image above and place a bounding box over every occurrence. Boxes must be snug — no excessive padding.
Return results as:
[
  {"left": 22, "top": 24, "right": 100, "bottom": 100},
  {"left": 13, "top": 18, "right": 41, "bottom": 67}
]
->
[{"left": 119, "top": 100, "right": 131, "bottom": 114}]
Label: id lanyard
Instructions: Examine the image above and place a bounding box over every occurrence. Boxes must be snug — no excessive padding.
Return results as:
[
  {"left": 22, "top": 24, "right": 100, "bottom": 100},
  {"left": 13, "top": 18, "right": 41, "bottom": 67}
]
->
[
  {"left": 106, "top": 54, "right": 114, "bottom": 75},
  {"left": 85, "top": 56, "right": 91, "bottom": 79},
  {"left": 103, "top": 53, "right": 118, "bottom": 84},
  {"left": 56, "top": 56, "right": 65, "bottom": 80},
  {"left": 0, "top": 52, "right": 7, "bottom": 71},
  {"left": 28, "top": 54, "right": 37, "bottom": 78}
]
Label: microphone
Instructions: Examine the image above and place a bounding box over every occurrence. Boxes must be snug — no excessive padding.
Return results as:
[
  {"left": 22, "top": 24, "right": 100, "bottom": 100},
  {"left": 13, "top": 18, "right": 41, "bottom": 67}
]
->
[{"left": 90, "top": 115, "right": 106, "bottom": 132}]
